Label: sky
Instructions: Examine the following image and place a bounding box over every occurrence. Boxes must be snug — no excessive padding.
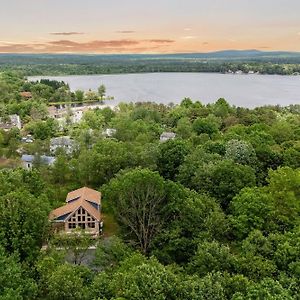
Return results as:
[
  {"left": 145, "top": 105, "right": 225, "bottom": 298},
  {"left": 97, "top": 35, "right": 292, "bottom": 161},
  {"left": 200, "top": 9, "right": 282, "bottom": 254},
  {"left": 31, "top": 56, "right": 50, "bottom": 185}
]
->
[{"left": 0, "top": 0, "right": 300, "bottom": 54}]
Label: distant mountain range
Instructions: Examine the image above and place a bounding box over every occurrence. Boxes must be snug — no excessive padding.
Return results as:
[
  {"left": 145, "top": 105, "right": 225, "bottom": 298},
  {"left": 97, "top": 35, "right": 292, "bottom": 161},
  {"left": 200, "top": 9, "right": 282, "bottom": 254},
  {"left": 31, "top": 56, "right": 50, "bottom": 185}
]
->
[{"left": 161, "top": 49, "right": 300, "bottom": 59}]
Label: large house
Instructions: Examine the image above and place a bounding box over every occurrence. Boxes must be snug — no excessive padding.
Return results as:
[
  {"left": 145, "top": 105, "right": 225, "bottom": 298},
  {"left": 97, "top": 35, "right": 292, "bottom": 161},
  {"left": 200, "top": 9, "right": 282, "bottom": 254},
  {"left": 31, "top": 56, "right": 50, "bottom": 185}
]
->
[{"left": 49, "top": 187, "right": 103, "bottom": 237}]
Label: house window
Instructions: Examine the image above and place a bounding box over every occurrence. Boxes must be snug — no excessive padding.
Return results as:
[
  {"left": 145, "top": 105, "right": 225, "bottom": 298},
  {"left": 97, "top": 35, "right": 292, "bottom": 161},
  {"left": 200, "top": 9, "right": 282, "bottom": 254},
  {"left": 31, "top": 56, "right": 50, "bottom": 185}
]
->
[
  {"left": 82, "top": 216, "right": 85, "bottom": 221},
  {"left": 78, "top": 216, "right": 81, "bottom": 222},
  {"left": 68, "top": 223, "right": 76, "bottom": 229},
  {"left": 78, "top": 223, "right": 86, "bottom": 230},
  {"left": 88, "top": 223, "right": 95, "bottom": 228}
]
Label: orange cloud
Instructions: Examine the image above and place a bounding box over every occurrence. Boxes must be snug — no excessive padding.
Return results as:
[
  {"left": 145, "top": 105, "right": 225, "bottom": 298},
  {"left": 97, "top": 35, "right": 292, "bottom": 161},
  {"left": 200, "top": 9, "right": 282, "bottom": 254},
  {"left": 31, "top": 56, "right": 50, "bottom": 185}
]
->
[
  {"left": 50, "top": 32, "right": 85, "bottom": 36},
  {"left": 148, "top": 39, "right": 174, "bottom": 43},
  {"left": 116, "top": 31, "right": 136, "bottom": 34},
  {"left": 0, "top": 38, "right": 175, "bottom": 53}
]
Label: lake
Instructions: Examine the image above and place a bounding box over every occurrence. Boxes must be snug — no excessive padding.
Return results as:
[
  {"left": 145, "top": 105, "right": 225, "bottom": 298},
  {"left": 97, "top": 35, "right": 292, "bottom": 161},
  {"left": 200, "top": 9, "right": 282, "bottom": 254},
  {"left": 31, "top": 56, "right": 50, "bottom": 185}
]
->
[{"left": 29, "top": 73, "right": 300, "bottom": 108}]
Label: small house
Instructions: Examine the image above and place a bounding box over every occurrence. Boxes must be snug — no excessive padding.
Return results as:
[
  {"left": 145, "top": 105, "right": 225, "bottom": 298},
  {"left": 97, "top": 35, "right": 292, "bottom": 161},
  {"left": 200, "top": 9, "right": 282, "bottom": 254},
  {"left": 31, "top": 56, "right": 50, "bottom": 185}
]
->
[
  {"left": 21, "top": 135, "right": 34, "bottom": 143},
  {"left": 0, "top": 114, "right": 22, "bottom": 131},
  {"left": 21, "top": 154, "right": 56, "bottom": 169},
  {"left": 160, "top": 132, "right": 176, "bottom": 142},
  {"left": 20, "top": 91, "right": 32, "bottom": 99},
  {"left": 49, "top": 187, "right": 103, "bottom": 237},
  {"left": 102, "top": 128, "right": 117, "bottom": 138},
  {"left": 50, "top": 136, "right": 76, "bottom": 154}
]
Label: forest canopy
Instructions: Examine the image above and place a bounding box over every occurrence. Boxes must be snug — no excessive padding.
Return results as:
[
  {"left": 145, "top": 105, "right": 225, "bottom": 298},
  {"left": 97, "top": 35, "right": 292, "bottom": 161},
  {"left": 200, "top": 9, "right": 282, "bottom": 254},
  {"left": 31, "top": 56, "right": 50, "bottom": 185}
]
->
[{"left": 0, "top": 71, "right": 299, "bottom": 299}]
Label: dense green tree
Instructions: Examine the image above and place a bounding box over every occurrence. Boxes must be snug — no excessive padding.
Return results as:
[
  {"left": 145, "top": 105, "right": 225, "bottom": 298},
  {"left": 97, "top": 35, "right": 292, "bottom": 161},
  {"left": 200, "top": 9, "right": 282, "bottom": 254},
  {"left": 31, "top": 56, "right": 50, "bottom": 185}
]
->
[
  {"left": 98, "top": 84, "right": 106, "bottom": 101},
  {"left": 0, "top": 190, "right": 50, "bottom": 263},
  {"left": 283, "top": 144, "right": 300, "bottom": 168},
  {"left": 72, "top": 139, "right": 138, "bottom": 186},
  {"left": 213, "top": 98, "right": 232, "bottom": 118},
  {"left": 46, "top": 264, "right": 89, "bottom": 300},
  {"left": 225, "top": 139, "right": 257, "bottom": 165},
  {"left": 74, "top": 89, "right": 84, "bottom": 102},
  {"left": 176, "top": 117, "right": 193, "bottom": 139},
  {"left": 157, "top": 139, "right": 190, "bottom": 180},
  {"left": 82, "top": 110, "right": 104, "bottom": 130},
  {"left": 110, "top": 254, "right": 181, "bottom": 300},
  {"left": 266, "top": 167, "right": 300, "bottom": 231},
  {"left": 193, "top": 115, "right": 220, "bottom": 136},
  {"left": 177, "top": 146, "right": 221, "bottom": 188},
  {"left": 103, "top": 169, "right": 167, "bottom": 253},
  {"left": 229, "top": 188, "right": 275, "bottom": 239},
  {"left": 25, "top": 118, "right": 58, "bottom": 140},
  {"left": 192, "top": 160, "right": 256, "bottom": 209},
  {"left": 233, "top": 278, "right": 293, "bottom": 300},
  {"left": 188, "top": 241, "right": 237, "bottom": 276},
  {"left": 152, "top": 187, "right": 227, "bottom": 264},
  {"left": 0, "top": 246, "right": 37, "bottom": 300}
]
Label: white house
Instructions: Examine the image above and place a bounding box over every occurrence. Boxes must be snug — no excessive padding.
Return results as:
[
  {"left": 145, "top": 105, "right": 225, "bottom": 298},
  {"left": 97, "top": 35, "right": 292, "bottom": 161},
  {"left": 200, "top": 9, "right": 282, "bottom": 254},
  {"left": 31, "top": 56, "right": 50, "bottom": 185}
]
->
[
  {"left": 21, "top": 154, "right": 56, "bottom": 170},
  {"left": 102, "top": 128, "right": 117, "bottom": 138},
  {"left": 50, "top": 136, "right": 77, "bottom": 154},
  {"left": 160, "top": 132, "right": 176, "bottom": 142},
  {"left": 0, "top": 114, "right": 22, "bottom": 131}
]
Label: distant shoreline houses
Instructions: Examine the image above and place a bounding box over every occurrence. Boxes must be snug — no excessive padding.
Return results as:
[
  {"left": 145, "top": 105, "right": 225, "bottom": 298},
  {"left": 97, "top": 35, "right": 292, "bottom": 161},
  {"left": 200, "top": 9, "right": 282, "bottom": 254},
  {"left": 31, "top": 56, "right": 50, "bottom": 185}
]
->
[{"left": 48, "top": 103, "right": 115, "bottom": 126}]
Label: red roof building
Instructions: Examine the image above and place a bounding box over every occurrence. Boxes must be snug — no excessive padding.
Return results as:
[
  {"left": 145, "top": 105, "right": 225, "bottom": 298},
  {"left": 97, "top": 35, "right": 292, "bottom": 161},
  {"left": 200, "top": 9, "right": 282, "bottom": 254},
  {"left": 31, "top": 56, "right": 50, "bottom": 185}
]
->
[{"left": 20, "top": 91, "right": 32, "bottom": 99}]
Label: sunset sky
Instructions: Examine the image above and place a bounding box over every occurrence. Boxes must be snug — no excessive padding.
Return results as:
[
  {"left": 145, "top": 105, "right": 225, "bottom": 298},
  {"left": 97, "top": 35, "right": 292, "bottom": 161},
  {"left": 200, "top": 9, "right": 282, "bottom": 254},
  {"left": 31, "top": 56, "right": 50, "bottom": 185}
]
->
[{"left": 1, "top": 0, "right": 300, "bottom": 54}]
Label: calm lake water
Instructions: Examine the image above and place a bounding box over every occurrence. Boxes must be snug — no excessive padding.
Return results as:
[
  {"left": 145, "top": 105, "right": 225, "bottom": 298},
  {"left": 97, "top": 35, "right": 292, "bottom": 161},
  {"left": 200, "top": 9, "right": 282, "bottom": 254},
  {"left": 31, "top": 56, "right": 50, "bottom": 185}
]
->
[{"left": 29, "top": 73, "right": 300, "bottom": 108}]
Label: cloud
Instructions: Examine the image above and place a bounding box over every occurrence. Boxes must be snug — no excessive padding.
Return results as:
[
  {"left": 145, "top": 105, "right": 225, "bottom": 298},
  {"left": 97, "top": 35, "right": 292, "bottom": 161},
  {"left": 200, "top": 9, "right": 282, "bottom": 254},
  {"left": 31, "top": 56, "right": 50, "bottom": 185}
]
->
[
  {"left": 181, "top": 36, "right": 198, "bottom": 40},
  {"left": 184, "top": 28, "right": 192, "bottom": 31},
  {"left": 0, "top": 38, "right": 175, "bottom": 53},
  {"left": 258, "top": 46, "right": 271, "bottom": 49},
  {"left": 203, "top": 42, "right": 209, "bottom": 45},
  {"left": 50, "top": 32, "right": 85, "bottom": 36},
  {"left": 147, "top": 39, "right": 174, "bottom": 44},
  {"left": 116, "top": 30, "right": 136, "bottom": 34}
]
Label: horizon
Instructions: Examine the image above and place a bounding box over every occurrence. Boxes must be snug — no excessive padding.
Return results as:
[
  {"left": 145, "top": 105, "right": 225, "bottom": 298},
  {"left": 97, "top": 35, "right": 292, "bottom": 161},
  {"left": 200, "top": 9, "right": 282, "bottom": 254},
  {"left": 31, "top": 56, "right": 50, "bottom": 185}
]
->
[
  {"left": 1, "top": 0, "right": 300, "bottom": 54},
  {"left": 1, "top": 49, "right": 300, "bottom": 56}
]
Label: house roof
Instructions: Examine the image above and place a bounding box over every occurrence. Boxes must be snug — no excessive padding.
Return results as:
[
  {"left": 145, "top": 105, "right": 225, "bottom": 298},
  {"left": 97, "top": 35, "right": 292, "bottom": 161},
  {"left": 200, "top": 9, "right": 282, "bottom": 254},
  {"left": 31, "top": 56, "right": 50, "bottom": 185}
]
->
[
  {"left": 21, "top": 154, "right": 56, "bottom": 164},
  {"left": 160, "top": 132, "right": 176, "bottom": 138},
  {"left": 49, "top": 187, "right": 101, "bottom": 222},
  {"left": 0, "top": 114, "right": 21, "bottom": 130},
  {"left": 20, "top": 91, "right": 32, "bottom": 98},
  {"left": 50, "top": 136, "right": 74, "bottom": 146},
  {"left": 66, "top": 187, "right": 101, "bottom": 205}
]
